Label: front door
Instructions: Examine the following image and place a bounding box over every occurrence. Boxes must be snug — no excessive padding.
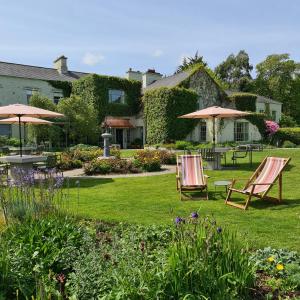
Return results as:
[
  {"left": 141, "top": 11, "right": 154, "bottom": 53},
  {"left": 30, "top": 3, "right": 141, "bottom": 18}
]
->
[{"left": 116, "top": 129, "right": 123, "bottom": 148}]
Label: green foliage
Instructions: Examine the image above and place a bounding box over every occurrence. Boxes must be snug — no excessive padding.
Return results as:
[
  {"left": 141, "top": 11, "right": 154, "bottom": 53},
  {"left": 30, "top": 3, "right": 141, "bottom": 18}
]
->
[
  {"left": 252, "top": 54, "right": 300, "bottom": 121},
  {"left": 0, "top": 136, "right": 20, "bottom": 147},
  {"left": 279, "top": 113, "right": 298, "bottom": 127},
  {"left": 57, "top": 95, "right": 99, "bottom": 145},
  {"left": 0, "top": 215, "right": 89, "bottom": 299},
  {"left": 29, "top": 93, "right": 63, "bottom": 146},
  {"left": 143, "top": 87, "right": 198, "bottom": 144},
  {"left": 282, "top": 140, "right": 296, "bottom": 148},
  {"left": 84, "top": 157, "right": 139, "bottom": 175},
  {"left": 164, "top": 216, "right": 255, "bottom": 299},
  {"left": 133, "top": 149, "right": 162, "bottom": 172},
  {"left": 215, "top": 50, "right": 253, "bottom": 91},
  {"left": 245, "top": 113, "right": 267, "bottom": 137},
  {"left": 47, "top": 80, "right": 72, "bottom": 97},
  {"left": 72, "top": 74, "right": 141, "bottom": 123},
  {"left": 274, "top": 127, "right": 300, "bottom": 145},
  {"left": 228, "top": 92, "right": 257, "bottom": 112},
  {"left": 175, "top": 51, "right": 207, "bottom": 73}
]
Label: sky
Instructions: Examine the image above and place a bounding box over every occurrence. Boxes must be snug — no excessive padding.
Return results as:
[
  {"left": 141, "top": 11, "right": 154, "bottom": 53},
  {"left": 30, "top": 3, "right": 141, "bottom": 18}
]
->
[{"left": 0, "top": 0, "right": 299, "bottom": 77}]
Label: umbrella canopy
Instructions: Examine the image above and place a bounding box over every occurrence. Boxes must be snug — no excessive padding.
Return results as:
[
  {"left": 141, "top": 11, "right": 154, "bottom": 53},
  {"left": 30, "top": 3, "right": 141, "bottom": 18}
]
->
[
  {"left": 0, "top": 116, "right": 53, "bottom": 125},
  {"left": 178, "top": 106, "right": 250, "bottom": 119},
  {"left": 0, "top": 103, "right": 63, "bottom": 118},
  {"left": 0, "top": 104, "right": 63, "bottom": 156},
  {"left": 179, "top": 106, "right": 251, "bottom": 149}
]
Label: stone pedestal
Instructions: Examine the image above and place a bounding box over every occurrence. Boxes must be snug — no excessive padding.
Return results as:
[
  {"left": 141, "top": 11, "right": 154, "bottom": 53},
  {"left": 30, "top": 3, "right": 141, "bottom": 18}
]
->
[{"left": 101, "top": 132, "right": 112, "bottom": 158}]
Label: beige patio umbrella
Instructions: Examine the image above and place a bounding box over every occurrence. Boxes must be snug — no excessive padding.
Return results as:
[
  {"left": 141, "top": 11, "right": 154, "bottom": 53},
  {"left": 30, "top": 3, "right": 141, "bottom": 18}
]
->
[
  {"left": 0, "top": 116, "right": 53, "bottom": 145},
  {"left": 0, "top": 104, "right": 64, "bottom": 156},
  {"left": 179, "top": 106, "right": 250, "bottom": 149}
]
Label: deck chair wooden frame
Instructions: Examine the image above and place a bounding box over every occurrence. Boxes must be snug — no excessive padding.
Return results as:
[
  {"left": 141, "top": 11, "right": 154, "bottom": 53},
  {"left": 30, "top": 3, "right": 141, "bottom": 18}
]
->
[
  {"left": 176, "top": 155, "right": 209, "bottom": 200},
  {"left": 225, "top": 156, "right": 291, "bottom": 210}
]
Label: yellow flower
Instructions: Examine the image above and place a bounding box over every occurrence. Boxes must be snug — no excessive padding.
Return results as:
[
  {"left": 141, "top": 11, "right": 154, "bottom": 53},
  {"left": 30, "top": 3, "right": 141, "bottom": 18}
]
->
[
  {"left": 267, "top": 256, "right": 275, "bottom": 263},
  {"left": 276, "top": 263, "right": 284, "bottom": 271}
]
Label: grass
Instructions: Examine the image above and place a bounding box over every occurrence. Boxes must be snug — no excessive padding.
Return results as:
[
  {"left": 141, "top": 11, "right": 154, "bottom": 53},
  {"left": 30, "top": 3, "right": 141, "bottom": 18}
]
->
[{"left": 66, "top": 148, "right": 300, "bottom": 251}]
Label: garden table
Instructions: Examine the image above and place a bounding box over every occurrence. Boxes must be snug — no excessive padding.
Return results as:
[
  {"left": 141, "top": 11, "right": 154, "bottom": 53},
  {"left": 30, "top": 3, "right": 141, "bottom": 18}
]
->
[{"left": 214, "top": 180, "right": 232, "bottom": 193}]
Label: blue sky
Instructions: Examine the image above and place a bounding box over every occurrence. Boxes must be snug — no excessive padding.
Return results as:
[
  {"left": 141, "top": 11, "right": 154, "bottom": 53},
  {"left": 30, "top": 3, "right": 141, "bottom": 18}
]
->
[{"left": 0, "top": 0, "right": 299, "bottom": 77}]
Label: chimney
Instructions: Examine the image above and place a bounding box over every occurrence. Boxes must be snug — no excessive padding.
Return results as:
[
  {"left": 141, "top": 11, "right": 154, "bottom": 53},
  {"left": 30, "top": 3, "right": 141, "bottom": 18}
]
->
[
  {"left": 53, "top": 55, "right": 68, "bottom": 74},
  {"left": 142, "top": 69, "right": 163, "bottom": 88},
  {"left": 125, "top": 68, "right": 142, "bottom": 81}
]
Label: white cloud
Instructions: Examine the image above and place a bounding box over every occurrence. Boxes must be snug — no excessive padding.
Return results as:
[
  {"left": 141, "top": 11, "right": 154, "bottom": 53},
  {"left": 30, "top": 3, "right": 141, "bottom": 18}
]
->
[
  {"left": 82, "top": 52, "right": 105, "bottom": 66},
  {"left": 153, "top": 49, "right": 163, "bottom": 57}
]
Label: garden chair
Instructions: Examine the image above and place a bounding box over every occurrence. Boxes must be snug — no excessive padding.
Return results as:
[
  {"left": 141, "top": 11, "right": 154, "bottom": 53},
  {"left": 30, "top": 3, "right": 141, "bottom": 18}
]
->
[
  {"left": 225, "top": 156, "right": 291, "bottom": 210},
  {"left": 176, "top": 155, "right": 208, "bottom": 200}
]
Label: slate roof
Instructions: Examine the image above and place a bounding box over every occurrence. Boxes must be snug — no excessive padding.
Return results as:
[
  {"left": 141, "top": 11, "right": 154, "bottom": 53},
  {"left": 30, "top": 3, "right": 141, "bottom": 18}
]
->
[
  {"left": 143, "top": 70, "right": 191, "bottom": 92},
  {"left": 225, "top": 90, "right": 281, "bottom": 105},
  {"left": 0, "top": 61, "right": 89, "bottom": 82}
]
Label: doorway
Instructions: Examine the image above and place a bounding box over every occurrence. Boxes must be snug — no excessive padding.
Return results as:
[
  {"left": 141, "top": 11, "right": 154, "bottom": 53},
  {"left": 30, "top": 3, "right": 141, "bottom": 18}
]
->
[{"left": 116, "top": 129, "right": 123, "bottom": 148}]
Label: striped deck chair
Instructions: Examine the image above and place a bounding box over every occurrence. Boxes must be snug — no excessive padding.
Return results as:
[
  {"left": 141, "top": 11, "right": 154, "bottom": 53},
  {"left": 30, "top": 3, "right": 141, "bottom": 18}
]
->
[
  {"left": 176, "top": 155, "right": 208, "bottom": 200},
  {"left": 225, "top": 157, "right": 291, "bottom": 210}
]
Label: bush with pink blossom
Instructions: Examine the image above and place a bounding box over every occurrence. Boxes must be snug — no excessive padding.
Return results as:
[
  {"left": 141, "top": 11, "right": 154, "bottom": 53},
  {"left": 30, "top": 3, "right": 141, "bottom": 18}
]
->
[{"left": 265, "top": 120, "right": 279, "bottom": 136}]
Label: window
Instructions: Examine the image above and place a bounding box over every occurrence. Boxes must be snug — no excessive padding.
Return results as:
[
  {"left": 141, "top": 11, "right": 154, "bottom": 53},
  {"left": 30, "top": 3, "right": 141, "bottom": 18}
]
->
[
  {"left": 199, "top": 121, "right": 206, "bottom": 142},
  {"left": 26, "top": 90, "right": 33, "bottom": 104},
  {"left": 0, "top": 124, "right": 11, "bottom": 137},
  {"left": 108, "top": 89, "right": 125, "bottom": 104},
  {"left": 234, "top": 122, "right": 249, "bottom": 142},
  {"left": 259, "top": 109, "right": 264, "bottom": 113},
  {"left": 272, "top": 110, "right": 277, "bottom": 121}
]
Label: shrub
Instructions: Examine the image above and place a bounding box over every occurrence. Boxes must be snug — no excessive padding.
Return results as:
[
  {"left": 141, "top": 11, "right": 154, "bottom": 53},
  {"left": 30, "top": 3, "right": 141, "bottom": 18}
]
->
[
  {"left": 0, "top": 136, "right": 20, "bottom": 147},
  {"left": 84, "top": 158, "right": 139, "bottom": 175},
  {"left": 58, "top": 152, "right": 83, "bottom": 170},
  {"left": 156, "top": 149, "right": 176, "bottom": 165},
  {"left": 134, "top": 150, "right": 162, "bottom": 172},
  {"left": 279, "top": 113, "right": 297, "bottom": 127},
  {"left": 274, "top": 128, "right": 300, "bottom": 145},
  {"left": 143, "top": 87, "right": 198, "bottom": 144},
  {"left": 282, "top": 140, "right": 296, "bottom": 148},
  {"left": 69, "top": 144, "right": 99, "bottom": 151},
  {"left": 0, "top": 215, "right": 90, "bottom": 299}
]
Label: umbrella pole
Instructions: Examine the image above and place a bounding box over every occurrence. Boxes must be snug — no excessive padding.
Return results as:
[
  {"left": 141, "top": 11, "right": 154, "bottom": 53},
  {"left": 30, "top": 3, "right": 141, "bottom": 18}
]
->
[
  {"left": 18, "top": 115, "right": 22, "bottom": 157},
  {"left": 212, "top": 116, "right": 216, "bottom": 151}
]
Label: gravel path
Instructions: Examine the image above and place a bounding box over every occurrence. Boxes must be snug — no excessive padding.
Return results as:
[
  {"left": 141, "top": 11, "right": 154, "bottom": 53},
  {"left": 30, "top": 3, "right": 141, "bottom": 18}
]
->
[{"left": 63, "top": 165, "right": 176, "bottom": 179}]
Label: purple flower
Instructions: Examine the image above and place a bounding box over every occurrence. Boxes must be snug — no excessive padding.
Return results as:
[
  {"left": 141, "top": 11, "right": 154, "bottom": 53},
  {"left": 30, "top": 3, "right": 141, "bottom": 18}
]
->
[
  {"left": 217, "top": 227, "right": 222, "bottom": 233},
  {"left": 175, "top": 217, "right": 183, "bottom": 224},
  {"left": 191, "top": 212, "right": 199, "bottom": 219},
  {"left": 265, "top": 120, "right": 279, "bottom": 136}
]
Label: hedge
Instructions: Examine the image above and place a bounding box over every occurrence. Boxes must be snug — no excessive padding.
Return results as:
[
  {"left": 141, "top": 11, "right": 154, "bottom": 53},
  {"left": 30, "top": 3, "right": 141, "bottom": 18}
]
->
[
  {"left": 274, "top": 128, "right": 300, "bottom": 145},
  {"left": 143, "top": 87, "right": 198, "bottom": 144},
  {"left": 228, "top": 92, "right": 257, "bottom": 112},
  {"left": 72, "top": 74, "right": 141, "bottom": 122}
]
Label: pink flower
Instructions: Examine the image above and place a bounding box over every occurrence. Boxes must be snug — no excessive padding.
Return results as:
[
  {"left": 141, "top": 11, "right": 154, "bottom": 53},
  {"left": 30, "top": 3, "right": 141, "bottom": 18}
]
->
[{"left": 265, "top": 120, "right": 279, "bottom": 136}]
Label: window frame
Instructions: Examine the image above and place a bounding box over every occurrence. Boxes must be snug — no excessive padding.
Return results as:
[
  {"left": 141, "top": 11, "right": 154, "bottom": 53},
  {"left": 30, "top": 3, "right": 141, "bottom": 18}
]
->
[
  {"left": 108, "top": 89, "right": 125, "bottom": 104},
  {"left": 234, "top": 121, "right": 249, "bottom": 142}
]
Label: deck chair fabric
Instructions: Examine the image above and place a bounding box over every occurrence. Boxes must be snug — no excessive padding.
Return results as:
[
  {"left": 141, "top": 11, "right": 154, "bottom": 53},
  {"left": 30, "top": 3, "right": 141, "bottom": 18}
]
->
[
  {"left": 177, "top": 155, "right": 208, "bottom": 200},
  {"left": 225, "top": 156, "right": 290, "bottom": 210}
]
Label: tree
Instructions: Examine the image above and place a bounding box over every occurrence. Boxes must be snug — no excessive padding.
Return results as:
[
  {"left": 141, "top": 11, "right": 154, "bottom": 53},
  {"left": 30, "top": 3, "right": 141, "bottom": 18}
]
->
[
  {"left": 175, "top": 51, "right": 207, "bottom": 73},
  {"left": 29, "top": 93, "right": 62, "bottom": 146},
  {"left": 253, "top": 54, "right": 300, "bottom": 122},
  {"left": 215, "top": 50, "right": 253, "bottom": 91},
  {"left": 57, "top": 95, "right": 99, "bottom": 145}
]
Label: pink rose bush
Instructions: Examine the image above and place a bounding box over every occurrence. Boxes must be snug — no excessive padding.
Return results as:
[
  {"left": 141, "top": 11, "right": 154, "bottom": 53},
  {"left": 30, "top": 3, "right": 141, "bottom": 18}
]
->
[{"left": 265, "top": 120, "right": 279, "bottom": 136}]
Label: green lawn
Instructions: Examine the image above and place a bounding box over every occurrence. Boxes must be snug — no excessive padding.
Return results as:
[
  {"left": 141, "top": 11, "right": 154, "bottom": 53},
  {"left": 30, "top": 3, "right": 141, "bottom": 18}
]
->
[{"left": 67, "top": 148, "right": 300, "bottom": 251}]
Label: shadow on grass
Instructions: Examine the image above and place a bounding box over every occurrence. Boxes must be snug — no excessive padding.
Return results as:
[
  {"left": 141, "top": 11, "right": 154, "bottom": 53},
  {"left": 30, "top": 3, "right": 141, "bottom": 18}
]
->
[{"left": 66, "top": 178, "right": 114, "bottom": 188}]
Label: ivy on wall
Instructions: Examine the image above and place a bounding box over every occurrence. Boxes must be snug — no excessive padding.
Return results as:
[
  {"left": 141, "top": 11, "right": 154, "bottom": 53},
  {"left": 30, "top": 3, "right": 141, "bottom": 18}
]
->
[
  {"left": 245, "top": 113, "right": 266, "bottom": 137},
  {"left": 47, "top": 80, "right": 72, "bottom": 97},
  {"left": 228, "top": 92, "right": 257, "bottom": 112},
  {"left": 72, "top": 74, "right": 141, "bottom": 122},
  {"left": 143, "top": 87, "right": 198, "bottom": 144}
]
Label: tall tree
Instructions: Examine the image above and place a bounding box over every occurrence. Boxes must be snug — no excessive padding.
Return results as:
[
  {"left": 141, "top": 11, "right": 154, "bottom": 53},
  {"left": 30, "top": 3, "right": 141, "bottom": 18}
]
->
[
  {"left": 253, "top": 54, "right": 300, "bottom": 122},
  {"left": 175, "top": 51, "right": 207, "bottom": 73},
  {"left": 57, "top": 95, "right": 99, "bottom": 145},
  {"left": 215, "top": 50, "right": 253, "bottom": 91}
]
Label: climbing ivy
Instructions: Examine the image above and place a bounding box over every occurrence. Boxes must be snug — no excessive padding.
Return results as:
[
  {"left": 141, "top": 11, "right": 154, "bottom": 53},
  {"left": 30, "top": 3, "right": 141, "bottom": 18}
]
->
[
  {"left": 47, "top": 80, "right": 72, "bottom": 97},
  {"left": 228, "top": 92, "right": 257, "bottom": 112},
  {"left": 72, "top": 74, "right": 141, "bottom": 122},
  {"left": 143, "top": 87, "right": 198, "bottom": 144}
]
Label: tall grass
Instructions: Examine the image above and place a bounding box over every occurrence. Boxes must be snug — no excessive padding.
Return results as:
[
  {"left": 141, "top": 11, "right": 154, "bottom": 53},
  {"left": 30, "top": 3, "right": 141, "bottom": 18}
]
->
[{"left": 163, "top": 216, "right": 255, "bottom": 299}]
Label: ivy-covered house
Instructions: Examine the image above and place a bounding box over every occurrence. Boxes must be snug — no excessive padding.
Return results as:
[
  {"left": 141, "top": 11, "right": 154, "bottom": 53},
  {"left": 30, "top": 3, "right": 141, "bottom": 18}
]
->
[{"left": 140, "top": 65, "right": 282, "bottom": 144}]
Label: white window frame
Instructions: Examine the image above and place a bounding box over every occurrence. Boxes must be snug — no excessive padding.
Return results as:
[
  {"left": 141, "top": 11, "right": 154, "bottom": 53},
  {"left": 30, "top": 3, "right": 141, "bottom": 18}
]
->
[{"left": 234, "top": 121, "right": 249, "bottom": 142}]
